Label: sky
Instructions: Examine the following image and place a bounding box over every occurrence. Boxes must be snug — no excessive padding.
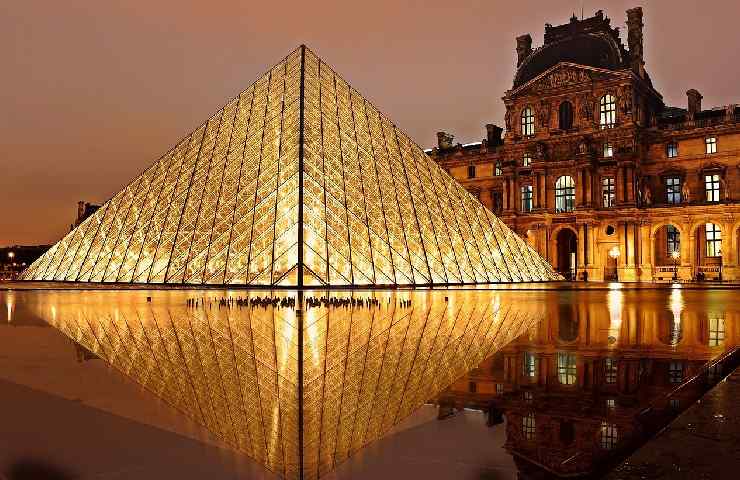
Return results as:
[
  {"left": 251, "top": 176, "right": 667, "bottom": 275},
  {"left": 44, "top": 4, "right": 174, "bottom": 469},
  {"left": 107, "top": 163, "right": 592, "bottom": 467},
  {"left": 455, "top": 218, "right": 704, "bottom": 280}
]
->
[{"left": 2, "top": 0, "right": 739, "bottom": 246}]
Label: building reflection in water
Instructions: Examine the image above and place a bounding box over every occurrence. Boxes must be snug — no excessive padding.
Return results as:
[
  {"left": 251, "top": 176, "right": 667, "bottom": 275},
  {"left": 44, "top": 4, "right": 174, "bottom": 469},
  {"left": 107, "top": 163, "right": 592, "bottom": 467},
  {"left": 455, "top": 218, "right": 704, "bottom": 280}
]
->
[
  {"left": 440, "top": 289, "right": 738, "bottom": 478},
  {"left": 21, "top": 288, "right": 548, "bottom": 480}
]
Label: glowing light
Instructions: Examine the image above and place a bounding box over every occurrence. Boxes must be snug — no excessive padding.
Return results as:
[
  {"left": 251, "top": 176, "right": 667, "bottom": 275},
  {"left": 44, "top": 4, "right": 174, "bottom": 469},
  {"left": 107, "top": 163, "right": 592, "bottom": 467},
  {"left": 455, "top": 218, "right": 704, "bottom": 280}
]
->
[{"left": 608, "top": 246, "right": 620, "bottom": 259}]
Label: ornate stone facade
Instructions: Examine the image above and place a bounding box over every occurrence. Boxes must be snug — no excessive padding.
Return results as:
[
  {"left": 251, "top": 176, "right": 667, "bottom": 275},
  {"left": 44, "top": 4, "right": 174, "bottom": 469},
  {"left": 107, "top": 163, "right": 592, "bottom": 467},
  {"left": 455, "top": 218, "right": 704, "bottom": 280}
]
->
[{"left": 431, "top": 8, "right": 740, "bottom": 282}]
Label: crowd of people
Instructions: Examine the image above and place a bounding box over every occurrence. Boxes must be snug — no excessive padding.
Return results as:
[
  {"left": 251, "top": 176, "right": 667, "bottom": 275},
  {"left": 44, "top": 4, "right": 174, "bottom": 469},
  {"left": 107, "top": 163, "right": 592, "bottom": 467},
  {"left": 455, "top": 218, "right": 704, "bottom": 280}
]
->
[{"left": 184, "top": 295, "right": 414, "bottom": 310}]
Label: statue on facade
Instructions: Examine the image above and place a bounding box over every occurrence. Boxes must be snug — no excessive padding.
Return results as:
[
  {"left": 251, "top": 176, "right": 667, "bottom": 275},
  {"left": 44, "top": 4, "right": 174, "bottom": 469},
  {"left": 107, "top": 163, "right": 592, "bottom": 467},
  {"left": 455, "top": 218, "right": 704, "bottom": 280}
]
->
[
  {"left": 681, "top": 182, "right": 691, "bottom": 203},
  {"left": 535, "top": 142, "right": 547, "bottom": 160},
  {"left": 539, "top": 100, "right": 551, "bottom": 128},
  {"left": 720, "top": 177, "right": 730, "bottom": 201},
  {"left": 618, "top": 86, "right": 633, "bottom": 114},
  {"left": 504, "top": 105, "right": 513, "bottom": 132},
  {"left": 579, "top": 94, "right": 594, "bottom": 122},
  {"left": 642, "top": 184, "right": 652, "bottom": 206}
]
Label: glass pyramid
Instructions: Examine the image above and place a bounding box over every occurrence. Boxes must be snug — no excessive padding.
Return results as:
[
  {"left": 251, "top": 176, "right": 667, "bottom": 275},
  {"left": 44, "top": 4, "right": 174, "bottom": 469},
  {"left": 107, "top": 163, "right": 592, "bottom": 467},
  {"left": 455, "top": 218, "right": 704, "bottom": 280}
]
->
[
  {"left": 21, "top": 46, "right": 559, "bottom": 286},
  {"left": 28, "top": 289, "right": 548, "bottom": 479}
]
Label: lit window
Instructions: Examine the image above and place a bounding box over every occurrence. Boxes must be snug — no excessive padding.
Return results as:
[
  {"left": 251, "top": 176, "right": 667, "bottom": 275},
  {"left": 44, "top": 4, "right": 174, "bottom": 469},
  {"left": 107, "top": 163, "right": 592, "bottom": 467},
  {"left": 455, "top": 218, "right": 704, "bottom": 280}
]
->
[
  {"left": 600, "top": 94, "right": 617, "bottom": 128},
  {"left": 494, "top": 161, "right": 502, "bottom": 176},
  {"left": 555, "top": 176, "right": 575, "bottom": 213},
  {"left": 559, "top": 101, "right": 574, "bottom": 130},
  {"left": 557, "top": 352, "right": 577, "bottom": 385},
  {"left": 523, "top": 153, "right": 532, "bottom": 167},
  {"left": 524, "top": 391, "right": 534, "bottom": 403},
  {"left": 708, "top": 317, "right": 725, "bottom": 347},
  {"left": 521, "top": 185, "right": 533, "bottom": 213},
  {"left": 665, "top": 176, "right": 682, "bottom": 204},
  {"left": 602, "top": 177, "right": 615, "bottom": 207},
  {"left": 523, "top": 352, "right": 537, "bottom": 378},
  {"left": 600, "top": 421, "right": 618, "bottom": 449},
  {"left": 667, "top": 225, "right": 680, "bottom": 255},
  {"left": 604, "top": 358, "right": 618, "bottom": 384},
  {"left": 467, "top": 164, "right": 476, "bottom": 179},
  {"left": 705, "top": 137, "right": 717, "bottom": 154},
  {"left": 705, "top": 174, "right": 720, "bottom": 202},
  {"left": 669, "top": 361, "right": 684, "bottom": 384},
  {"left": 603, "top": 143, "right": 613, "bottom": 157},
  {"left": 667, "top": 142, "right": 678, "bottom": 158},
  {"left": 523, "top": 413, "right": 536, "bottom": 440},
  {"left": 705, "top": 223, "right": 722, "bottom": 257},
  {"left": 521, "top": 107, "right": 535, "bottom": 136},
  {"left": 496, "top": 383, "right": 504, "bottom": 394},
  {"left": 606, "top": 398, "right": 616, "bottom": 409}
]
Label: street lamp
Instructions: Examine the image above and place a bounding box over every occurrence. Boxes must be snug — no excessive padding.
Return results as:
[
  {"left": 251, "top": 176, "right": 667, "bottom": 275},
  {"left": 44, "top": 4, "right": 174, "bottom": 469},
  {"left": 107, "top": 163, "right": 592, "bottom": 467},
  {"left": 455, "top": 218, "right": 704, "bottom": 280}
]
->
[
  {"left": 7, "top": 251, "right": 14, "bottom": 261},
  {"left": 608, "top": 246, "right": 620, "bottom": 282},
  {"left": 671, "top": 250, "right": 680, "bottom": 282}
]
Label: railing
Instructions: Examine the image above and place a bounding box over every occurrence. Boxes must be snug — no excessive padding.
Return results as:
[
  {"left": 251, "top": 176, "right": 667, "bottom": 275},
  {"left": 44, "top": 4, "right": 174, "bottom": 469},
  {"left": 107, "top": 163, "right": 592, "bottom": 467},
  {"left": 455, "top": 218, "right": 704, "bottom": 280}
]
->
[
  {"left": 654, "top": 266, "right": 675, "bottom": 273},
  {"left": 697, "top": 265, "right": 721, "bottom": 274}
]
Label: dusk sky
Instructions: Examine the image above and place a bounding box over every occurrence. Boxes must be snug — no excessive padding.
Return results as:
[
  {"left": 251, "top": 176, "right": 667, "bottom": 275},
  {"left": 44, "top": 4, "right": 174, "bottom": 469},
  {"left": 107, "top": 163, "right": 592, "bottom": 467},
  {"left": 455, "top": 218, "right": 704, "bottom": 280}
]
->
[{"left": 2, "top": 0, "right": 739, "bottom": 246}]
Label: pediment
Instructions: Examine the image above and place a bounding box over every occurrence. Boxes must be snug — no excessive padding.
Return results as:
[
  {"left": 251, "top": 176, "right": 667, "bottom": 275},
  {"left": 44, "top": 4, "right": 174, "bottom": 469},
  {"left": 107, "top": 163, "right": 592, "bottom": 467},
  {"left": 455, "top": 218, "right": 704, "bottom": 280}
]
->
[{"left": 509, "top": 62, "right": 625, "bottom": 97}]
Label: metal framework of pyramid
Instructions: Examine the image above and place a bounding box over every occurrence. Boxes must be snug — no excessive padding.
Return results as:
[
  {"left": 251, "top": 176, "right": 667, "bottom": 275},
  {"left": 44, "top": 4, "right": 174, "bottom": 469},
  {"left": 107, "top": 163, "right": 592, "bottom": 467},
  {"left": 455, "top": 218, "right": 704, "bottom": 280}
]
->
[{"left": 22, "top": 46, "right": 558, "bottom": 286}]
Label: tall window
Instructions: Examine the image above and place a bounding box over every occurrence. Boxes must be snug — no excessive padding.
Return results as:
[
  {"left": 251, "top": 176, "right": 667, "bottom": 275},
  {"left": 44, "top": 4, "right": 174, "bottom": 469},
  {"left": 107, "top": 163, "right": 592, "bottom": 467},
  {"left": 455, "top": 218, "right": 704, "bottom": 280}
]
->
[
  {"left": 524, "top": 391, "right": 534, "bottom": 403},
  {"left": 705, "top": 174, "right": 720, "bottom": 202},
  {"left": 666, "top": 176, "right": 682, "bottom": 204},
  {"left": 602, "top": 177, "right": 615, "bottom": 207},
  {"left": 603, "top": 142, "right": 613, "bottom": 157},
  {"left": 467, "top": 164, "right": 476, "bottom": 179},
  {"left": 705, "top": 137, "right": 717, "bottom": 154},
  {"left": 708, "top": 317, "right": 725, "bottom": 347},
  {"left": 705, "top": 223, "right": 722, "bottom": 257},
  {"left": 555, "top": 176, "right": 575, "bottom": 213},
  {"left": 521, "top": 106, "right": 535, "bottom": 136},
  {"left": 494, "top": 161, "right": 502, "bottom": 176},
  {"left": 669, "top": 361, "right": 684, "bottom": 384},
  {"left": 521, "top": 185, "right": 533, "bottom": 213},
  {"left": 667, "top": 142, "right": 678, "bottom": 158},
  {"left": 667, "top": 225, "right": 680, "bottom": 254},
  {"left": 559, "top": 101, "right": 574, "bottom": 130},
  {"left": 600, "top": 94, "right": 617, "bottom": 128},
  {"left": 604, "top": 358, "right": 618, "bottom": 384},
  {"left": 557, "top": 352, "right": 577, "bottom": 385},
  {"left": 523, "top": 352, "right": 537, "bottom": 378},
  {"left": 523, "top": 413, "right": 536, "bottom": 440},
  {"left": 522, "top": 152, "right": 532, "bottom": 167},
  {"left": 600, "top": 422, "right": 618, "bottom": 450}
]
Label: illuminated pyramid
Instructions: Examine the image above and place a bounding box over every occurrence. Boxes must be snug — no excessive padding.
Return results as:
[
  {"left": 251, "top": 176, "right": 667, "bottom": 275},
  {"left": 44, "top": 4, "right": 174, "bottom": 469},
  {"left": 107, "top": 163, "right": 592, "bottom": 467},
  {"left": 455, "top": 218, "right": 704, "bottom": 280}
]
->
[
  {"left": 22, "top": 46, "right": 558, "bottom": 286},
  {"left": 30, "top": 289, "right": 547, "bottom": 479}
]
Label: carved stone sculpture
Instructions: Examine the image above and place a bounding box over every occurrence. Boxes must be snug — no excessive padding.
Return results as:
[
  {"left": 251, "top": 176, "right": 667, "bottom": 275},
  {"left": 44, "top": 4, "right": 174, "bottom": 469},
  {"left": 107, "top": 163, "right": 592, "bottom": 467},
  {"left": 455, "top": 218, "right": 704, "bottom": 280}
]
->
[{"left": 681, "top": 182, "right": 691, "bottom": 203}]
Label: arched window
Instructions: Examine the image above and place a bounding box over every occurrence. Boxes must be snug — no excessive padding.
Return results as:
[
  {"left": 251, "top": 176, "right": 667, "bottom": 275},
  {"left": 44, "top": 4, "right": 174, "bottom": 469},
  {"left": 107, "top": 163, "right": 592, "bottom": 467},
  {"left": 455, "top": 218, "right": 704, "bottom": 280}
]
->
[
  {"left": 600, "top": 94, "right": 617, "bottom": 128},
  {"left": 555, "top": 175, "right": 575, "bottom": 213},
  {"left": 559, "top": 101, "right": 574, "bottom": 130},
  {"left": 521, "top": 106, "right": 535, "bottom": 136}
]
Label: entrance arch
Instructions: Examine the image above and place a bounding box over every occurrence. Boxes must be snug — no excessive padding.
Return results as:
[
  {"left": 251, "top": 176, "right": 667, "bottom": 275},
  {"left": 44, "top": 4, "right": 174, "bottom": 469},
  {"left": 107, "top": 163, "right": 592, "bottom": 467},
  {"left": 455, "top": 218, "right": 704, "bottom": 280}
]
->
[
  {"left": 692, "top": 222, "right": 723, "bottom": 280},
  {"left": 555, "top": 227, "right": 578, "bottom": 279},
  {"left": 653, "top": 224, "right": 682, "bottom": 280}
]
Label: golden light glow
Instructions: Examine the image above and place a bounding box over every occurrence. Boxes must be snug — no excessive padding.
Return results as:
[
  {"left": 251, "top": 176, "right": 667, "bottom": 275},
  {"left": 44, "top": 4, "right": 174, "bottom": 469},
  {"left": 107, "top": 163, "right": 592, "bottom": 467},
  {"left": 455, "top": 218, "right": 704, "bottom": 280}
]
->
[
  {"left": 28, "top": 288, "right": 547, "bottom": 479},
  {"left": 20, "top": 47, "right": 559, "bottom": 287}
]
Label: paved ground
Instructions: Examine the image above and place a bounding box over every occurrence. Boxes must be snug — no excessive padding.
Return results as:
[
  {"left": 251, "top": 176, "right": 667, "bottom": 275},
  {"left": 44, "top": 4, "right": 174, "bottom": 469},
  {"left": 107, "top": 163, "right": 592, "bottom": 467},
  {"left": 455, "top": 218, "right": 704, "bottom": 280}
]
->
[{"left": 606, "top": 367, "right": 740, "bottom": 480}]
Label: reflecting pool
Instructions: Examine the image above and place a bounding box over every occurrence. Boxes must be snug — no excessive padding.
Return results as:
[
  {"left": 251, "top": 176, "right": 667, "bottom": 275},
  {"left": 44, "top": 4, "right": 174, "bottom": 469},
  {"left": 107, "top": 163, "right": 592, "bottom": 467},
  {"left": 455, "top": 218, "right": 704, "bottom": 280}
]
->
[{"left": 0, "top": 285, "right": 737, "bottom": 480}]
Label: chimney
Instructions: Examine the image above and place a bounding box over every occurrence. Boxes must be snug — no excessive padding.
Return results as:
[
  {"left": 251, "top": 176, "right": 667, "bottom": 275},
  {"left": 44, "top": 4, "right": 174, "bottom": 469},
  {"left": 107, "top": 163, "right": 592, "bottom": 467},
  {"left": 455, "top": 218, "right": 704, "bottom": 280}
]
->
[
  {"left": 77, "top": 201, "right": 85, "bottom": 222},
  {"left": 687, "top": 89, "right": 703, "bottom": 118},
  {"left": 626, "top": 7, "right": 644, "bottom": 76},
  {"left": 516, "top": 34, "right": 532, "bottom": 67},
  {"left": 485, "top": 124, "right": 504, "bottom": 146},
  {"left": 437, "top": 131, "right": 454, "bottom": 150}
]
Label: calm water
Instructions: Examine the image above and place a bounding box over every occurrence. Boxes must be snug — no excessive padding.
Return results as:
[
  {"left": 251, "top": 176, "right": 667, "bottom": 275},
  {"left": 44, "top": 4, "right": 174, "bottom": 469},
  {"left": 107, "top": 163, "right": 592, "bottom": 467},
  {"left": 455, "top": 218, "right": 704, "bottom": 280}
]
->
[{"left": 0, "top": 285, "right": 737, "bottom": 479}]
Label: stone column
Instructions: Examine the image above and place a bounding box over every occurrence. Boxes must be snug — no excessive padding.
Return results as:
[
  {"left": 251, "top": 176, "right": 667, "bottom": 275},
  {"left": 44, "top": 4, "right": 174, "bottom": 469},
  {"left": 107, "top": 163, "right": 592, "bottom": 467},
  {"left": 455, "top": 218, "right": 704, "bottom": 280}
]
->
[
  {"left": 584, "top": 170, "right": 592, "bottom": 207},
  {"left": 616, "top": 167, "right": 625, "bottom": 203},
  {"left": 502, "top": 179, "right": 509, "bottom": 211},
  {"left": 577, "top": 224, "right": 586, "bottom": 269},
  {"left": 626, "top": 166, "right": 635, "bottom": 203}
]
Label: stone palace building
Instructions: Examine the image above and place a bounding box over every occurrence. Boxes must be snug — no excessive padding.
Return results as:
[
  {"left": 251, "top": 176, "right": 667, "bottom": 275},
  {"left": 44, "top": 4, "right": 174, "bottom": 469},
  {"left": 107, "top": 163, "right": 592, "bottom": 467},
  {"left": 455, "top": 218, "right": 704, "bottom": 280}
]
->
[{"left": 430, "top": 8, "right": 740, "bottom": 281}]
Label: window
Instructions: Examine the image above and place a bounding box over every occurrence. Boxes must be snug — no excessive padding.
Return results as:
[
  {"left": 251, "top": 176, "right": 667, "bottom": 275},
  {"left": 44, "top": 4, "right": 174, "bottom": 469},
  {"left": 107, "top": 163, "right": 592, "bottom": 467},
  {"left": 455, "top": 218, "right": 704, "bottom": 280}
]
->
[
  {"left": 522, "top": 413, "right": 536, "bottom": 440},
  {"left": 557, "top": 352, "right": 577, "bottom": 385},
  {"left": 665, "top": 176, "right": 682, "bottom": 204},
  {"left": 600, "top": 422, "right": 618, "bottom": 450},
  {"left": 708, "top": 317, "right": 725, "bottom": 347},
  {"left": 522, "top": 152, "right": 532, "bottom": 167},
  {"left": 602, "top": 177, "right": 615, "bottom": 207},
  {"left": 494, "top": 161, "right": 502, "bottom": 176},
  {"left": 705, "top": 137, "right": 717, "bottom": 154},
  {"left": 559, "top": 101, "right": 574, "bottom": 130},
  {"left": 467, "top": 164, "right": 476, "bottom": 179},
  {"left": 555, "top": 176, "right": 575, "bottom": 213},
  {"left": 667, "top": 142, "right": 678, "bottom": 158},
  {"left": 468, "top": 381, "right": 477, "bottom": 393},
  {"left": 523, "top": 352, "right": 537, "bottom": 378},
  {"left": 606, "top": 398, "right": 616, "bottom": 410},
  {"left": 603, "top": 142, "right": 613, "bottom": 157},
  {"left": 705, "top": 223, "right": 722, "bottom": 257},
  {"left": 496, "top": 383, "right": 504, "bottom": 395},
  {"left": 600, "top": 94, "right": 617, "bottom": 128},
  {"left": 604, "top": 358, "right": 618, "bottom": 384},
  {"left": 521, "top": 185, "right": 533, "bottom": 213},
  {"left": 705, "top": 174, "right": 720, "bottom": 202},
  {"left": 669, "top": 398, "right": 680, "bottom": 410},
  {"left": 669, "top": 361, "right": 684, "bottom": 384},
  {"left": 667, "top": 225, "right": 680, "bottom": 255},
  {"left": 524, "top": 391, "right": 534, "bottom": 403},
  {"left": 521, "top": 106, "right": 535, "bottom": 136}
]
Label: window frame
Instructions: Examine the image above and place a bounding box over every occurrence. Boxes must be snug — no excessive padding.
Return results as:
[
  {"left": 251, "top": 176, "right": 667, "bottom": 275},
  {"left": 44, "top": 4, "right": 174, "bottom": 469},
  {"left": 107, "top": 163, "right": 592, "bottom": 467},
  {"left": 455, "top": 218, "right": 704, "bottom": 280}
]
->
[
  {"left": 604, "top": 358, "right": 618, "bottom": 384},
  {"left": 603, "top": 142, "right": 614, "bottom": 158},
  {"left": 522, "top": 413, "right": 536, "bottom": 440},
  {"left": 557, "top": 352, "right": 577, "bottom": 385},
  {"left": 602, "top": 176, "right": 616, "bottom": 208},
  {"left": 705, "top": 174, "right": 720, "bottom": 202},
  {"left": 708, "top": 317, "right": 725, "bottom": 347},
  {"left": 521, "top": 185, "right": 533, "bottom": 213},
  {"left": 467, "top": 164, "right": 476, "bottom": 179},
  {"left": 705, "top": 136, "right": 717, "bottom": 154},
  {"left": 559, "top": 101, "right": 574, "bottom": 130},
  {"left": 521, "top": 106, "right": 536, "bottom": 136},
  {"left": 599, "top": 94, "right": 617, "bottom": 128},
  {"left": 522, "top": 152, "right": 532, "bottom": 167},
  {"left": 705, "top": 223, "right": 722, "bottom": 257},
  {"left": 667, "top": 225, "right": 680, "bottom": 255},
  {"left": 555, "top": 176, "right": 576, "bottom": 213},
  {"left": 669, "top": 361, "right": 684, "bottom": 384},
  {"left": 494, "top": 161, "right": 502, "bottom": 176},
  {"left": 600, "top": 421, "right": 618, "bottom": 450},
  {"left": 523, "top": 352, "right": 537, "bottom": 378},
  {"left": 665, "top": 176, "right": 682, "bottom": 204},
  {"left": 667, "top": 141, "right": 678, "bottom": 158}
]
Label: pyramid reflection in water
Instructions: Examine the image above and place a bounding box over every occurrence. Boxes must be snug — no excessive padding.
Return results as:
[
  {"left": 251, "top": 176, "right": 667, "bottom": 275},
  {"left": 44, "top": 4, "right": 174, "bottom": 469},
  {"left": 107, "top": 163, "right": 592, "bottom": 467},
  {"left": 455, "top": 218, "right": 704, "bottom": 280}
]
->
[
  {"left": 31, "top": 289, "right": 546, "bottom": 479},
  {"left": 21, "top": 46, "right": 558, "bottom": 286}
]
